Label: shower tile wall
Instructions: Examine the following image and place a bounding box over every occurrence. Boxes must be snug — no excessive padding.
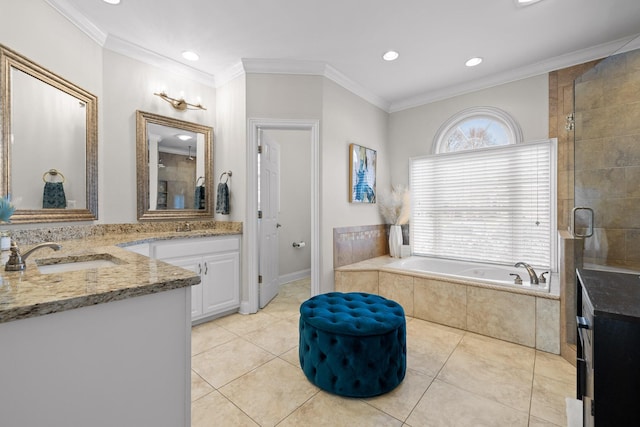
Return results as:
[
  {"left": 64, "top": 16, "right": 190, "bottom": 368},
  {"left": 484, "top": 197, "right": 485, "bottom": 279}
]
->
[
  {"left": 333, "top": 224, "right": 388, "bottom": 268},
  {"left": 574, "top": 48, "right": 640, "bottom": 269}
]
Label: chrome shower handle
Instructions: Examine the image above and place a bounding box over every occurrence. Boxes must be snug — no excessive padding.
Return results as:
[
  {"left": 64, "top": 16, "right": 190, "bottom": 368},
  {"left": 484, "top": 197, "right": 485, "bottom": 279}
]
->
[{"left": 571, "top": 207, "right": 594, "bottom": 238}]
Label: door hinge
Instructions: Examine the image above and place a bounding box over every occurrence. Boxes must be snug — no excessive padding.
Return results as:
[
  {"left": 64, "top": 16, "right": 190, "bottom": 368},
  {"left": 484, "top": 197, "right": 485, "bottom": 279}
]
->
[
  {"left": 258, "top": 145, "right": 263, "bottom": 154},
  {"left": 258, "top": 210, "right": 262, "bottom": 219},
  {"left": 258, "top": 275, "right": 262, "bottom": 284}
]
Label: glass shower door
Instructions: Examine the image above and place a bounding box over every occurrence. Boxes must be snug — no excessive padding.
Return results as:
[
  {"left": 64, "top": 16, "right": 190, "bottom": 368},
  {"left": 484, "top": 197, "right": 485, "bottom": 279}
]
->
[{"left": 573, "top": 40, "right": 640, "bottom": 273}]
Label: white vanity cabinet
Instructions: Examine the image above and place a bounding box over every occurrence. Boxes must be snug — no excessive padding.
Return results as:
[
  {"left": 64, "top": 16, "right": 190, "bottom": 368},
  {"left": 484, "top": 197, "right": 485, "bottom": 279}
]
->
[{"left": 151, "top": 235, "right": 240, "bottom": 322}]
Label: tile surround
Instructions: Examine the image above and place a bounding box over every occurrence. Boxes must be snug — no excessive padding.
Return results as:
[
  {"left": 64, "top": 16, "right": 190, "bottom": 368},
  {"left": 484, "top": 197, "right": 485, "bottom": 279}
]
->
[
  {"left": 333, "top": 224, "right": 388, "bottom": 268},
  {"left": 336, "top": 267, "right": 560, "bottom": 353}
]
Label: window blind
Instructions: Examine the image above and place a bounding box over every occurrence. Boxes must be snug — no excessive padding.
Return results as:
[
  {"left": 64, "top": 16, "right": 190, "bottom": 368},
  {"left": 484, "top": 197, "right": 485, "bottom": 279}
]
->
[{"left": 410, "top": 139, "right": 555, "bottom": 267}]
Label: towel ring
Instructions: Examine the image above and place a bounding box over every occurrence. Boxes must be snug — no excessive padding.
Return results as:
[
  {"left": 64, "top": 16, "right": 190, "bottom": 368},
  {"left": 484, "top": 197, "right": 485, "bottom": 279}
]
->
[
  {"left": 42, "top": 169, "right": 65, "bottom": 183},
  {"left": 196, "top": 176, "right": 205, "bottom": 186},
  {"left": 219, "top": 171, "right": 232, "bottom": 184}
]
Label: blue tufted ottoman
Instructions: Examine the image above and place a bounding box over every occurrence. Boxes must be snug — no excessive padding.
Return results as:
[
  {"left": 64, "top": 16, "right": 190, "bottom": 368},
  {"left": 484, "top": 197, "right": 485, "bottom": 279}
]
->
[{"left": 298, "top": 292, "right": 406, "bottom": 397}]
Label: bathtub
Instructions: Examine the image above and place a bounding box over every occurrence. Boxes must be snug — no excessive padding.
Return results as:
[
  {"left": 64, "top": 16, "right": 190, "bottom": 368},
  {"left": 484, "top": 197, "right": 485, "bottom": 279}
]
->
[
  {"left": 386, "top": 256, "right": 552, "bottom": 293},
  {"left": 334, "top": 255, "right": 561, "bottom": 353}
]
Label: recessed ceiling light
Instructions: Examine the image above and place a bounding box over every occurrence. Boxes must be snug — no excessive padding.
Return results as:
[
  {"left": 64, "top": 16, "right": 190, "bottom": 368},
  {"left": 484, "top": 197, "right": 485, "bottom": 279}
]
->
[
  {"left": 514, "top": 0, "right": 543, "bottom": 6},
  {"left": 465, "top": 57, "right": 483, "bottom": 67},
  {"left": 103, "top": 0, "right": 121, "bottom": 4},
  {"left": 182, "top": 51, "right": 199, "bottom": 61},
  {"left": 177, "top": 135, "right": 192, "bottom": 141},
  {"left": 382, "top": 51, "right": 399, "bottom": 61}
]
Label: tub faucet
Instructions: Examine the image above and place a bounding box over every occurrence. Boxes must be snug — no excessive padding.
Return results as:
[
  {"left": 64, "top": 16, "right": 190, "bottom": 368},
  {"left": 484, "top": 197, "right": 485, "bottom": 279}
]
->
[
  {"left": 5, "top": 240, "right": 62, "bottom": 271},
  {"left": 514, "top": 262, "right": 539, "bottom": 285}
]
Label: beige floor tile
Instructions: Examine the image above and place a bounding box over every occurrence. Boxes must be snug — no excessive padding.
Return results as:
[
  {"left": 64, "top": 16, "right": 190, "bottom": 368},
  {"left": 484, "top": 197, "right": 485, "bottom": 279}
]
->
[
  {"left": 405, "top": 318, "right": 464, "bottom": 377},
  {"left": 219, "top": 358, "right": 319, "bottom": 427},
  {"left": 213, "top": 311, "right": 280, "bottom": 336},
  {"left": 530, "top": 374, "right": 575, "bottom": 426},
  {"left": 458, "top": 332, "right": 536, "bottom": 372},
  {"left": 191, "top": 370, "right": 214, "bottom": 401},
  {"left": 260, "top": 300, "right": 302, "bottom": 318},
  {"left": 192, "top": 337, "right": 275, "bottom": 388},
  {"left": 279, "top": 345, "right": 300, "bottom": 367},
  {"left": 279, "top": 392, "right": 403, "bottom": 427},
  {"left": 529, "top": 415, "right": 563, "bottom": 426},
  {"left": 190, "top": 277, "right": 577, "bottom": 426},
  {"left": 191, "top": 391, "right": 258, "bottom": 427},
  {"left": 364, "top": 368, "right": 434, "bottom": 421},
  {"left": 244, "top": 317, "right": 300, "bottom": 355},
  {"left": 437, "top": 343, "right": 533, "bottom": 412},
  {"left": 534, "top": 350, "right": 576, "bottom": 386},
  {"left": 405, "top": 380, "right": 529, "bottom": 427},
  {"left": 191, "top": 321, "right": 238, "bottom": 356}
]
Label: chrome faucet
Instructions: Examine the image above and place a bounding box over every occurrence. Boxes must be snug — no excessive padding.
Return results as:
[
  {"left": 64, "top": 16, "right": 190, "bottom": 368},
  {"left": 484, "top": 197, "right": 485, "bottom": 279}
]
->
[
  {"left": 5, "top": 240, "right": 62, "bottom": 271},
  {"left": 514, "top": 262, "right": 539, "bottom": 285}
]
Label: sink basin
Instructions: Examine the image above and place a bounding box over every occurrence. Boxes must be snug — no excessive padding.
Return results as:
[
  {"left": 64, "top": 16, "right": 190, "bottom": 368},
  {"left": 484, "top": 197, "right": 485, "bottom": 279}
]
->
[{"left": 37, "top": 254, "right": 124, "bottom": 274}]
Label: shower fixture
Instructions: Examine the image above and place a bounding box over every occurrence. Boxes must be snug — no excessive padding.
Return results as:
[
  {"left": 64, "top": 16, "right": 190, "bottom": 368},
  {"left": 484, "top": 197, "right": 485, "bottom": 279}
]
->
[{"left": 187, "top": 146, "right": 194, "bottom": 161}]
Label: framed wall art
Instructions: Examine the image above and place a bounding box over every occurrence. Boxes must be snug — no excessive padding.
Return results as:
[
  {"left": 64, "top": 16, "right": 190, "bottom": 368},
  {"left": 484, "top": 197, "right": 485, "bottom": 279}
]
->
[{"left": 349, "top": 143, "right": 376, "bottom": 203}]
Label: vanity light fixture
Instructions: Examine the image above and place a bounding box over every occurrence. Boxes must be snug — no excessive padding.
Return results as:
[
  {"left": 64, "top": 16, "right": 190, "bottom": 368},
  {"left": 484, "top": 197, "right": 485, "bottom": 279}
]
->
[
  {"left": 153, "top": 91, "right": 206, "bottom": 111},
  {"left": 382, "top": 50, "right": 399, "bottom": 61},
  {"left": 103, "top": 0, "right": 121, "bottom": 4},
  {"left": 465, "top": 57, "right": 483, "bottom": 67}
]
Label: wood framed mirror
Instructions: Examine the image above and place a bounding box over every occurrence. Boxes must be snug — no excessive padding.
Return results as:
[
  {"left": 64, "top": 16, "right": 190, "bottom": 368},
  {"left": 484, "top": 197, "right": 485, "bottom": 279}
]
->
[
  {"left": 0, "top": 44, "right": 98, "bottom": 223},
  {"left": 136, "top": 110, "right": 213, "bottom": 221}
]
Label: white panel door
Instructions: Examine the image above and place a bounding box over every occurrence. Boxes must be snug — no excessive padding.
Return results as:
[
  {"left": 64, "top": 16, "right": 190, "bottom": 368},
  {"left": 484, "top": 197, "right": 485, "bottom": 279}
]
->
[{"left": 259, "top": 131, "right": 281, "bottom": 308}]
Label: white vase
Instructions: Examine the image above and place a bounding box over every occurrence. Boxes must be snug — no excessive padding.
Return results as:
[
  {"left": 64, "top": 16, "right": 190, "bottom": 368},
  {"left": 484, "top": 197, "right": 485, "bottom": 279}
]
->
[{"left": 389, "top": 225, "right": 403, "bottom": 258}]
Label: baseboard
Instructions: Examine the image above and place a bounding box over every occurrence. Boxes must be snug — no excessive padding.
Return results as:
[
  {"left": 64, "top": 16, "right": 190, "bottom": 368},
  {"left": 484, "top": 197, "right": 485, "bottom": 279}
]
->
[
  {"left": 279, "top": 269, "right": 311, "bottom": 285},
  {"left": 239, "top": 300, "right": 253, "bottom": 315}
]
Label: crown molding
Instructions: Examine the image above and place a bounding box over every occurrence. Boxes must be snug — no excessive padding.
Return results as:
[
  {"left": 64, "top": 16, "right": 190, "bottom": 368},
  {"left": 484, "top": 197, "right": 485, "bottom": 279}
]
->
[
  {"left": 241, "top": 58, "right": 390, "bottom": 111},
  {"left": 104, "top": 35, "right": 216, "bottom": 87},
  {"left": 323, "top": 64, "right": 391, "bottom": 112},
  {"left": 45, "top": 0, "right": 107, "bottom": 46},
  {"left": 390, "top": 35, "right": 639, "bottom": 113},
  {"left": 214, "top": 61, "right": 246, "bottom": 88}
]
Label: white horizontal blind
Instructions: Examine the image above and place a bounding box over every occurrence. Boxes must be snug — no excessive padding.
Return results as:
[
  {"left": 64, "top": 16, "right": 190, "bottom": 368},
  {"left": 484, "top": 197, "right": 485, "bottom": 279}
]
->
[{"left": 410, "top": 140, "right": 554, "bottom": 267}]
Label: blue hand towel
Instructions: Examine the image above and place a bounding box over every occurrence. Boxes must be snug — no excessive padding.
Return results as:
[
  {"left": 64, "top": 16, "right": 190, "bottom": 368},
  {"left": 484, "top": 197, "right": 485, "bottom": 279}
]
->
[
  {"left": 43, "top": 182, "right": 66, "bottom": 209},
  {"left": 215, "top": 182, "right": 229, "bottom": 215},
  {"left": 194, "top": 185, "right": 205, "bottom": 209}
]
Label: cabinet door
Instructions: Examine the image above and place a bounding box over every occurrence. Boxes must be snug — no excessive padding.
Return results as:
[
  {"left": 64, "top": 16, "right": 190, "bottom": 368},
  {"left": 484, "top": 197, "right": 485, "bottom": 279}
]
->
[
  {"left": 202, "top": 252, "right": 240, "bottom": 315},
  {"left": 162, "top": 256, "right": 203, "bottom": 318}
]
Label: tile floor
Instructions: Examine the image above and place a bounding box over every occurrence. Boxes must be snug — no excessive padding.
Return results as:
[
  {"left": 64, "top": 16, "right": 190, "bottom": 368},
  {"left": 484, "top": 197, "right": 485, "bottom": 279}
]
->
[{"left": 191, "top": 278, "right": 576, "bottom": 426}]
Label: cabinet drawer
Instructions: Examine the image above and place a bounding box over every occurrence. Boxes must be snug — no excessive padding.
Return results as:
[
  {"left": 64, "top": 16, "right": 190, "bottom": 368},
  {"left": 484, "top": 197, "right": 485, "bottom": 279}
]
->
[{"left": 153, "top": 236, "right": 240, "bottom": 259}]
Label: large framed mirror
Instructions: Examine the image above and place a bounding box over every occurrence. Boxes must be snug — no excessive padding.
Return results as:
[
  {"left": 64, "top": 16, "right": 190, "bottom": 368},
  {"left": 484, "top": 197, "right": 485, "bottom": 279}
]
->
[
  {"left": 0, "top": 44, "right": 98, "bottom": 223},
  {"left": 136, "top": 110, "right": 213, "bottom": 221}
]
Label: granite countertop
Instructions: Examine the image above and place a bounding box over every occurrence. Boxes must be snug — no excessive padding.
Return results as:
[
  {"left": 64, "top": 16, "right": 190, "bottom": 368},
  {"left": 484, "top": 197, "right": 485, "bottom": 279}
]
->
[{"left": 0, "top": 227, "right": 242, "bottom": 324}]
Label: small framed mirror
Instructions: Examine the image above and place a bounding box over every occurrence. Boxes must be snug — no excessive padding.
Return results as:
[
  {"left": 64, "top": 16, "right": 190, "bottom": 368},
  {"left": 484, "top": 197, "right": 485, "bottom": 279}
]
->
[
  {"left": 136, "top": 110, "right": 213, "bottom": 221},
  {"left": 0, "top": 44, "right": 98, "bottom": 223}
]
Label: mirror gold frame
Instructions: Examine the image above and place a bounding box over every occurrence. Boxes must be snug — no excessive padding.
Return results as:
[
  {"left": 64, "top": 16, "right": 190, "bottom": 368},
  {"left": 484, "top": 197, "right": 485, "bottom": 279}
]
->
[
  {"left": 0, "top": 44, "right": 98, "bottom": 223},
  {"left": 136, "top": 110, "right": 213, "bottom": 221}
]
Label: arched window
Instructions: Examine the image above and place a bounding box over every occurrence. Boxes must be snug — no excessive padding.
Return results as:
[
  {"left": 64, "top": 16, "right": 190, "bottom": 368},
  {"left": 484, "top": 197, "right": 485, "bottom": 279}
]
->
[
  {"left": 410, "top": 107, "right": 556, "bottom": 269},
  {"left": 433, "top": 106, "right": 523, "bottom": 153}
]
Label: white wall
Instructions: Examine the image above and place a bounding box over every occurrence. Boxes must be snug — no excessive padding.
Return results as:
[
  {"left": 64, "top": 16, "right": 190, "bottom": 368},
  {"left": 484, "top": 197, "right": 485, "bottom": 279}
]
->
[
  {"left": 214, "top": 75, "right": 246, "bottom": 223},
  {"left": 0, "top": 0, "right": 102, "bottom": 96},
  {"left": 102, "top": 50, "right": 216, "bottom": 223},
  {"left": 388, "top": 75, "right": 549, "bottom": 186},
  {"left": 321, "top": 79, "right": 390, "bottom": 291},
  {"left": 245, "top": 74, "right": 390, "bottom": 294}
]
